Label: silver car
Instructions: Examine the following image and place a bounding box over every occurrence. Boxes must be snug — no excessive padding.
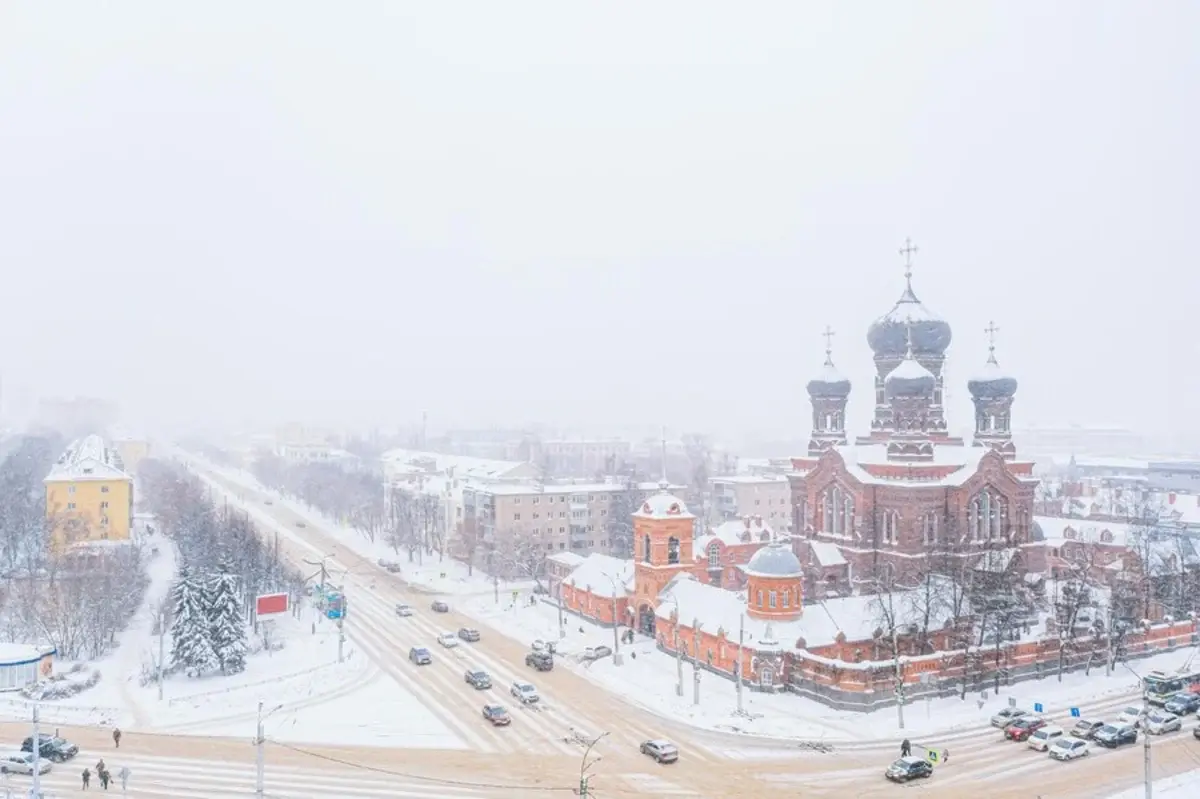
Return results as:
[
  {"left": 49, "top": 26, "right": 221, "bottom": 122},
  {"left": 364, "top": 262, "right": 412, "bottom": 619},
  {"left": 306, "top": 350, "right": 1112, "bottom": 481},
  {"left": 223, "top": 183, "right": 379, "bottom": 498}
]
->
[{"left": 0, "top": 752, "right": 51, "bottom": 775}]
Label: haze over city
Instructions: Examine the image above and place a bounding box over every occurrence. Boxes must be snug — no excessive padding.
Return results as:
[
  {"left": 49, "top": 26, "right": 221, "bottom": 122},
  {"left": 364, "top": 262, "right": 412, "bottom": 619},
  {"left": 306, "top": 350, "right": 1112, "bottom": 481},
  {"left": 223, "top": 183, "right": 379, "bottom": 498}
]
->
[{"left": 0, "top": 2, "right": 1196, "bottom": 440}]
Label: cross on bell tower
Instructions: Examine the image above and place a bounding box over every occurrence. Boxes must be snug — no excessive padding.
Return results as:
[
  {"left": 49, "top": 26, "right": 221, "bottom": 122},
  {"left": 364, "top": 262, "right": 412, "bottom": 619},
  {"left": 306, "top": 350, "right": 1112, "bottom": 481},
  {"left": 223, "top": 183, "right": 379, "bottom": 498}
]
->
[
  {"left": 806, "top": 323, "right": 851, "bottom": 455},
  {"left": 898, "top": 237, "right": 919, "bottom": 287},
  {"left": 984, "top": 321, "right": 1000, "bottom": 362}
]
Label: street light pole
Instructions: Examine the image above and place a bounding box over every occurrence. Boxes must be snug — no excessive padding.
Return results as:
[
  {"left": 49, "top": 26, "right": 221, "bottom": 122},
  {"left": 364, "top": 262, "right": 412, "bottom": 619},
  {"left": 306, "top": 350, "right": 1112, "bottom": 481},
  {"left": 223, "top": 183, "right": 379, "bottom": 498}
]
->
[
  {"left": 157, "top": 605, "right": 166, "bottom": 701},
  {"left": 255, "top": 701, "right": 283, "bottom": 798},
  {"left": 735, "top": 613, "right": 745, "bottom": 715},
  {"left": 31, "top": 703, "right": 41, "bottom": 798},
  {"left": 692, "top": 618, "right": 703, "bottom": 705},
  {"left": 601, "top": 572, "right": 623, "bottom": 666}
]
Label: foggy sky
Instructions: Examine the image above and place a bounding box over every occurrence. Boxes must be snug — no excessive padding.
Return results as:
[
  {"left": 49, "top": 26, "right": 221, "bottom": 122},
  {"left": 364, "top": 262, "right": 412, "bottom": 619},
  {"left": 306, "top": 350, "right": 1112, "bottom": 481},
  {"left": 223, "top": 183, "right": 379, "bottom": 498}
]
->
[{"left": 1, "top": 2, "right": 1196, "bottom": 441}]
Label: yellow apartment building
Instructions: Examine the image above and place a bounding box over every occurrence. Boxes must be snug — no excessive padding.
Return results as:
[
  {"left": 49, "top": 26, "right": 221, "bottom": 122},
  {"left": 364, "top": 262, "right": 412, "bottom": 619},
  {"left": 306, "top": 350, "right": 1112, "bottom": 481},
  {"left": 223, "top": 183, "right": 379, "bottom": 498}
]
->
[{"left": 44, "top": 434, "right": 134, "bottom": 551}]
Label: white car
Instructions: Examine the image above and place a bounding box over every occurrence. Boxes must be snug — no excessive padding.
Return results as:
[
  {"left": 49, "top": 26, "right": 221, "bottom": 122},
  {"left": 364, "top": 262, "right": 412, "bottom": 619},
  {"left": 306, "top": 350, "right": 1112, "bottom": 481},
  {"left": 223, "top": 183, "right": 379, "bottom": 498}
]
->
[
  {"left": 437, "top": 632, "right": 460, "bottom": 648},
  {"left": 990, "top": 707, "right": 1029, "bottom": 728},
  {"left": 0, "top": 752, "right": 51, "bottom": 775},
  {"left": 1117, "top": 706, "right": 1145, "bottom": 727},
  {"left": 532, "top": 639, "right": 547, "bottom": 652},
  {"left": 1049, "top": 737, "right": 1090, "bottom": 761},
  {"left": 1028, "top": 725, "right": 1065, "bottom": 751},
  {"left": 510, "top": 681, "right": 540, "bottom": 704},
  {"left": 1145, "top": 711, "right": 1182, "bottom": 735}
]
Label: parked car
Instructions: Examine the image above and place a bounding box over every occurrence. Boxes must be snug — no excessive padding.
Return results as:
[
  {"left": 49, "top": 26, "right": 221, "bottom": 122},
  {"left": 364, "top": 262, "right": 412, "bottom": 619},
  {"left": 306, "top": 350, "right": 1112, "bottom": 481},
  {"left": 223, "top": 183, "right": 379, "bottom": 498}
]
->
[
  {"left": 431, "top": 600, "right": 450, "bottom": 613},
  {"left": 1028, "top": 725, "right": 1065, "bottom": 751},
  {"left": 482, "top": 704, "right": 511, "bottom": 726},
  {"left": 1145, "top": 711, "right": 1182, "bottom": 735},
  {"left": 1117, "top": 706, "right": 1145, "bottom": 727},
  {"left": 409, "top": 646, "right": 432, "bottom": 666},
  {"left": 20, "top": 735, "right": 77, "bottom": 763},
  {"left": 294, "top": 520, "right": 306, "bottom": 528},
  {"left": 531, "top": 639, "right": 557, "bottom": 654},
  {"left": 1006, "top": 717, "right": 1048, "bottom": 742},
  {"left": 1069, "top": 719, "right": 1105, "bottom": 740},
  {"left": 1164, "top": 693, "right": 1200, "bottom": 716},
  {"left": 458, "top": 628, "right": 481, "bottom": 642},
  {"left": 885, "top": 756, "right": 932, "bottom": 782},
  {"left": 585, "top": 645, "right": 613, "bottom": 660},
  {"left": 990, "top": 707, "right": 1029, "bottom": 728},
  {"left": 437, "top": 632, "right": 460, "bottom": 649},
  {"left": 0, "top": 752, "right": 51, "bottom": 775},
  {"left": 465, "top": 669, "right": 492, "bottom": 690},
  {"left": 1049, "top": 737, "right": 1090, "bottom": 761},
  {"left": 395, "top": 603, "right": 414, "bottom": 618},
  {"left": 526, "top": 651, "right": 554, "bottom": 672},
  {"left": 1094, "top": 723, "right": 1139, "bottom": 748},
  {"left": 510, "top": 681, "right": 540, "bottom": 704},
  {"left": 640, "top": 740, "right": 679, "bottom": 764},
  {"left": 386, "top": 563, "right": 402, "bottom": 573}
]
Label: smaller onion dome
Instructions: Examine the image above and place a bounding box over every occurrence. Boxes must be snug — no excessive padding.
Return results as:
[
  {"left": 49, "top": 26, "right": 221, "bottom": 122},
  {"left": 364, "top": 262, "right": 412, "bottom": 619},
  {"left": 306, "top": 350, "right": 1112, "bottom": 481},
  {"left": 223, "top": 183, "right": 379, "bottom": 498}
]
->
[
  {"left": 806, "top": 355, "right": 851, "bottom": 400},
  {"left": 884, "top": 326, "right": 935, "bottom": 398},
  {"left": 967, "top": 340, "right": 1018, "bottom": 400},
  {"left": 635, "top": 491, "right": 693, "bottom": 519},
  {"left": 744, "top": 541, "right": 803, "bottom": 578}
]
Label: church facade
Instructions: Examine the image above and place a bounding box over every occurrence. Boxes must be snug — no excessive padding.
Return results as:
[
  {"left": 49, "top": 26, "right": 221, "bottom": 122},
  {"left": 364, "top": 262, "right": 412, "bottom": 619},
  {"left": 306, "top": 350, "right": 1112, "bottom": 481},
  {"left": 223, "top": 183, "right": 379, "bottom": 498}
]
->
[{"left": 790, "top": 246, "right": 1039, "bottom": 595}]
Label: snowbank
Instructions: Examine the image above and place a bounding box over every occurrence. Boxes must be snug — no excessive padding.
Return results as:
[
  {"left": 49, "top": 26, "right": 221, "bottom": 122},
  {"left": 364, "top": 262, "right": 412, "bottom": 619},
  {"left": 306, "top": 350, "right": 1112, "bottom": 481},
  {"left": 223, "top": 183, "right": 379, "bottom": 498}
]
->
[{"left": 1106, "top": 768, "right": 1200, "bottom": 798}]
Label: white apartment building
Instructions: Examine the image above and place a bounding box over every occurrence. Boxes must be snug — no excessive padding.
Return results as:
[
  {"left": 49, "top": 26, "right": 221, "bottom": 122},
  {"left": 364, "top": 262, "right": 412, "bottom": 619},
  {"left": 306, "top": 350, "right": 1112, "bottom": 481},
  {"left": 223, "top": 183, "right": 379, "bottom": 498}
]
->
[{"left": 709, "top": 474, "right": 793, "bottom": 532}]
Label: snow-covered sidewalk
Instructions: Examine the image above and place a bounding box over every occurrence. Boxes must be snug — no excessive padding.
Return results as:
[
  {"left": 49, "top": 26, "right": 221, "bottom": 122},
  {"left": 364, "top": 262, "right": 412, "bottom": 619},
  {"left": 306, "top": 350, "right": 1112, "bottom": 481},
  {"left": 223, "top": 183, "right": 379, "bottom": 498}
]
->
[{"left": 1106, "top": 768, "right": 1200, "bottom": 798}]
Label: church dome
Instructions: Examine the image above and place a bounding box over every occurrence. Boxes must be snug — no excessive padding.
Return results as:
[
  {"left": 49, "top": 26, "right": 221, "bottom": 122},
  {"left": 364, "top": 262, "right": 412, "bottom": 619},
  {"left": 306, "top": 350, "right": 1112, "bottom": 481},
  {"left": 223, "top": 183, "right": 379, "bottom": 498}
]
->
[
  {"left": 968, "top": 353, "right": 1018, "bottom": 400},
  {"left": 744, "top": 541, "right": 802, "bottom": 578},
  {"left": 806, "top": 359, "right": 851, "bottom": 400},
  {"left": 635, "top": 491, "right": 693, "bottom": 519},
  {"left": 884, "top": 354, "right": 935, "bottom": 398},
  {"left": 868, "top": 281, "right": 952, "bottom": 358}
]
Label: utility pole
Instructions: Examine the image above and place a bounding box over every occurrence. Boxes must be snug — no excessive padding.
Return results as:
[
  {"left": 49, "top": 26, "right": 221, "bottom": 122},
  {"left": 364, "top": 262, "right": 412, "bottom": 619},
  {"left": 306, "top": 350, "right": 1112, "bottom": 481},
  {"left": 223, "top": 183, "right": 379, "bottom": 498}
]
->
[
  {"left": 674, "top": 617, "right": 683, "bottom": 697},
  {"left": 735, "top": 614, "right": 745, "bottom": 715},
  {"left": 692, "top": 619, "right": 703, "bottom": 706},
  {"left": 255, "top": 701, "right": 265, "bottom": 799},
  {"left": 157, "top": 605, "right": 166, "bottom": 701},
  {"left": 610, "top": 592, "right": 623, "bottom": 666},
  {"left": 31, "top": 703, "right": 41, "bottom": 799},
  {"left": 337, "top": 596, "right": 347, "bottom": 664},
  {"left": 892, "top": 625, "right": 906, "bottom": 730},
  {"left": 1143, "top": 713, "right": 1152, "bottom": 799},
  {"left": 557, "top": 588, "right": 566, "bottom": 640}
]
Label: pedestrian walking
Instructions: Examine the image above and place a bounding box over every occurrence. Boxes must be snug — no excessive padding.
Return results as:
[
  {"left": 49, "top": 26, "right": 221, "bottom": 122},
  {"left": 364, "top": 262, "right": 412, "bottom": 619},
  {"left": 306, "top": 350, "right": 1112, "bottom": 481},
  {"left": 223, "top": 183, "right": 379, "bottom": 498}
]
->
[
  {"left": 99, "top": 769, "right": 110, "bottom": 790},
  {"left": 942, "top": 748, "right": 949, "bottom": 764},
  {"left": 900, "top": 738, "right": 912, "bottom": 757},
  {"left": 112, "top": 727, "right": 121, "bottom": 748},
  {"left": 81, "top": 768, "right": 91, "bottom": 789},
  {"left": 118, "top": 765, "right": 130, "bottom": 792},
  {"left": 96, "top": 758, "right": 106, "bottom": 776}
]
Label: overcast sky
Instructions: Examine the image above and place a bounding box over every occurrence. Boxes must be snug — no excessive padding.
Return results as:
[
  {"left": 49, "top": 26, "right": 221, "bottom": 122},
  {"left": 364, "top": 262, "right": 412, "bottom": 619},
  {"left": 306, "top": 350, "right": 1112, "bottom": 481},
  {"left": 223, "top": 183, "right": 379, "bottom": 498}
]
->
[{"left": 0, "top": 2, "right": 1196, "bottom": 441}]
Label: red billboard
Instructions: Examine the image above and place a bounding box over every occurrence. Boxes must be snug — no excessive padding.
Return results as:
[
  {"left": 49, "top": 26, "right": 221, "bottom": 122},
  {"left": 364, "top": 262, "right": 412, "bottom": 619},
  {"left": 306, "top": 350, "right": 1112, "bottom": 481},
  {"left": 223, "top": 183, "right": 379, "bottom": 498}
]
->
[{"left": 255, "top": 592, "right": 289, "bottom": 618}]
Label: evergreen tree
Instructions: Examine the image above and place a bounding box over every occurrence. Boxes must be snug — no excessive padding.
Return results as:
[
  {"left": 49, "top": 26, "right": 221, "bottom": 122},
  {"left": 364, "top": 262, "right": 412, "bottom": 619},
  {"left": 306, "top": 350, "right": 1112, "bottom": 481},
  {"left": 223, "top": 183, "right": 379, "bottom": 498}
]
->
[
  {"left": 207, "top": 562, "right": 247, "bottom": 674},
  {"left": 170, "top": 567, "right": 218, "bottom": 676}
]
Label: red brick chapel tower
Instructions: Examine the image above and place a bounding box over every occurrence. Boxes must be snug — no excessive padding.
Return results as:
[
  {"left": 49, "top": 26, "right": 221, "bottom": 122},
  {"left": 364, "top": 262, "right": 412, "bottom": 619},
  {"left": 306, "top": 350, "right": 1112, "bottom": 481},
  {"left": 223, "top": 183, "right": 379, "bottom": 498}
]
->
[{"left": 631, "top": 439, "right": 695, "bottom": 634}]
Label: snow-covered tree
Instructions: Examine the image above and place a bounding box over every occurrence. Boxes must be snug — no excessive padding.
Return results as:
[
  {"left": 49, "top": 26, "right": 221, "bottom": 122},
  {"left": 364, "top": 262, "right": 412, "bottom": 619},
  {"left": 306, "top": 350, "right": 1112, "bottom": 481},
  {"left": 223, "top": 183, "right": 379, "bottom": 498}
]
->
[
  {"left": 170, "top": 567, "right": 218, "bottom": 676},
  {"left": 207, "top": 563, "right": 247, "bottom": 675}
]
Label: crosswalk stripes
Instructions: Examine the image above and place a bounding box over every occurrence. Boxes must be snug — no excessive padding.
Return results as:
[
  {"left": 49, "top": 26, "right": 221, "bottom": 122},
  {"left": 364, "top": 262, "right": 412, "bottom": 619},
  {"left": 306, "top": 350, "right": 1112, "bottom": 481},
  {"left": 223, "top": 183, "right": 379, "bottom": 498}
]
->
[{"left": 1, "top": 754, "right": 507, "bottom": 798}]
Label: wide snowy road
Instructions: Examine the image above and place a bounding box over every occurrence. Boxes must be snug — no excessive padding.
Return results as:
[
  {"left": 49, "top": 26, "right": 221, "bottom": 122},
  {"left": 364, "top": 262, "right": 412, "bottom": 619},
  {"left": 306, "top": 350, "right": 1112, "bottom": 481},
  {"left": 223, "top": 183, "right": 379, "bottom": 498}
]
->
[{"left": 188, "top": 462, "right": 1199, "bottom": 798}]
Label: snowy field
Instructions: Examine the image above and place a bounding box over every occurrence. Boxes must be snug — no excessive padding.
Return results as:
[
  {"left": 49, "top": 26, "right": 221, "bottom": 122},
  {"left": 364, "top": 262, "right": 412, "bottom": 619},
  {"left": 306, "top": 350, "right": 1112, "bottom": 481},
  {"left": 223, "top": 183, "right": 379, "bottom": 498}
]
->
[
  {"left": 201, "top": 458, "right": 534, "bottom": 597},
  {"left": 1107, "top": 769, "right": 1200, "bottom": 798},
  {"left": 460, "top": 593, "right": 1200, "bottom": 745}
]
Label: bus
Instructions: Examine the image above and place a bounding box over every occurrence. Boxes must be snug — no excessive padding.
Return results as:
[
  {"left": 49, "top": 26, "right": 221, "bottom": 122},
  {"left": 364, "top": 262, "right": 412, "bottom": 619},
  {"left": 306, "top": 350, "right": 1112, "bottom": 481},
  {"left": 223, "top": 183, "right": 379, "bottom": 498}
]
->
[{"left": 1143, "top": 669, "right": 1200, "bottom": 705}]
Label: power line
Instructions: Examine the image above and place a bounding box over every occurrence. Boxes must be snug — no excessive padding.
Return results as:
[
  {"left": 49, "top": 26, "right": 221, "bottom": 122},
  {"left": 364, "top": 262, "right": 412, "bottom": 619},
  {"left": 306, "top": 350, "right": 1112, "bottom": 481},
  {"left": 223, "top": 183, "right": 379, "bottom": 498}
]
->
[{"left": 266, "top": 739, "right": 576, "bottom": 792}]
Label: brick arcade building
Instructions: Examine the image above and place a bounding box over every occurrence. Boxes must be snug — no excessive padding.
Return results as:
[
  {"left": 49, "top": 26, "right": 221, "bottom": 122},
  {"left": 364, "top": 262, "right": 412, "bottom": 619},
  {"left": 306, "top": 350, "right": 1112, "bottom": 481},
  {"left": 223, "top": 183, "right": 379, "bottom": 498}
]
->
[{"left": 790, "top": 260, "right": 1039, "bottom": 595}]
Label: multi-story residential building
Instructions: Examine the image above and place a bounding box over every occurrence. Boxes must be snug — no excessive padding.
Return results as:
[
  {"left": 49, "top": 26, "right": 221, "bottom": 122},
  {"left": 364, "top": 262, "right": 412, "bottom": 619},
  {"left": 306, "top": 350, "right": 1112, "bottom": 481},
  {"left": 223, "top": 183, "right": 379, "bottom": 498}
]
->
[
  {"left": 1147, "top": 461, "right": 1200, "bottom": 494},
  {"left": 110, "top": 430, "right": 151, "bottom": 475},
  {"left": 44, "top": 434, "right": 134, "bottom": 551},
  {"left": 709, "top": 474, "right": 792, "bottom": 531},
  {"left": 461, "top": 479, "right": 687, "bottom": 567}
]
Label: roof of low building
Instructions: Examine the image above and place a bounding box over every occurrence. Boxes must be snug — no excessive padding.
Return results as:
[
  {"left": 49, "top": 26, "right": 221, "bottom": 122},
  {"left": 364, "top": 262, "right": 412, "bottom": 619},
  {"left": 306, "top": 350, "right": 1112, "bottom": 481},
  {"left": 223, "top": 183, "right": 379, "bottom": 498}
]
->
[
  {"left": 744, "top": 541, "right": 802, "bottom": 578},
  {"left": 44, "top": 434, "right": 131, "bottom": 483},
  {"left": 561, "top": 554, "right": 635, "bottom": 598}
]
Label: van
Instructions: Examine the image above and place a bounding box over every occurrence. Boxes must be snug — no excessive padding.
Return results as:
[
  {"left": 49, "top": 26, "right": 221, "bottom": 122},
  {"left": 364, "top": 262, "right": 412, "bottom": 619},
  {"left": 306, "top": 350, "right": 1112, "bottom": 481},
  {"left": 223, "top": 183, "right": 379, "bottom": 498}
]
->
[{"left": 1028, "top": 725, "right": 1065, "bottom": 751}]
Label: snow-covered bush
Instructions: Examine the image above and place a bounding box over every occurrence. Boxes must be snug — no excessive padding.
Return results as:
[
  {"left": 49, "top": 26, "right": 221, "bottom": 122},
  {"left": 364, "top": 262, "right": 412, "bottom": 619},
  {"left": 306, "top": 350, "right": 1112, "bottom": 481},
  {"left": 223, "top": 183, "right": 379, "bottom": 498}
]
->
[{"left": 20, "top": 668, "right": 101, "bottom": 701}]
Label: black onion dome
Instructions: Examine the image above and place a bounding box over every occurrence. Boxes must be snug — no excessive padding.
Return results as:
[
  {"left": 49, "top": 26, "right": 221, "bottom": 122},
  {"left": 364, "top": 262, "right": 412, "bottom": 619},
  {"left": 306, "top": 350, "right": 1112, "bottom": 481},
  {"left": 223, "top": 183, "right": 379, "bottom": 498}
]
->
[
  {"left": 867, "top": 282, "right": 952, "bottom": 358},
  {"left": 884, "top": 355, "right": 936, "bottom": 398},
  {"left": 968, "top": 354, "right": 1018, "bottom": 399},
  {"left": 806, "top": 359, "right": 851, "bottom": 400}
]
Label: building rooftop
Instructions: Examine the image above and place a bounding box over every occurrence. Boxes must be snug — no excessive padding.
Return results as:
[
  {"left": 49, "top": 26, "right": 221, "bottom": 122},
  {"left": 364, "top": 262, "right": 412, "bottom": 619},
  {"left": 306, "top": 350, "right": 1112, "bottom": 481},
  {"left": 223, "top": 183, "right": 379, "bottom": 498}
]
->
[
  {"left": 468, "top": 480, "right": 686, "bottom": 497},
  {"left": 44, "top": 434, "right": 131, "bottom": 483},
  {"left": 561, "top": 554, "right": 635, "bottom": 598}
]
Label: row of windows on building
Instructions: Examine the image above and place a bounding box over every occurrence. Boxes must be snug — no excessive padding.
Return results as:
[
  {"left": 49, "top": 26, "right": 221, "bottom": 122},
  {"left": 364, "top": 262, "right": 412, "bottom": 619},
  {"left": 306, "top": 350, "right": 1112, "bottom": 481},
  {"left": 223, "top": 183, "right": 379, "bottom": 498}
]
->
[
  {"left": 813, "top": 486, "right": 1029, "bottom": 544},
  {"left": 754, "top": 586, "right": 799, "bottom": 610},
  {"left": 513, "top": 509, "right": 610, "bottom": 521},
  {"left": 510, "top": 493, "right": 619, "bottom": 505},
  {"left": 66, "top": 485, "right": 113, "bottom": 493}
]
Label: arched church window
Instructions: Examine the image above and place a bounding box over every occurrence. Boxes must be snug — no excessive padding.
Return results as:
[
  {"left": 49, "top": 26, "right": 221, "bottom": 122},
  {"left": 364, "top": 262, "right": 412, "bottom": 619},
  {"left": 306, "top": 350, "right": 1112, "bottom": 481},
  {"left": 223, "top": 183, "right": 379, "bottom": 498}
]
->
[
  {"left": 922, "top": 512, "right": 938, "bottom": 545},
  {"left": 667, "top": 536, "right": 680, "bottom": 564},
  {"left": 844, "top": 496, "right": 855, "bottom": 535},
  {"left": 832, "top": 486, "right": 842, "bottom": 535},
  {"left": 756, "top": 590, "right": 763, "bottom": 607},
  {"left": 643, "top": 535, "right": 652, "bottom": 563},
  {"left": 707, "top": 542, "right": 721, "bottom": 569}
]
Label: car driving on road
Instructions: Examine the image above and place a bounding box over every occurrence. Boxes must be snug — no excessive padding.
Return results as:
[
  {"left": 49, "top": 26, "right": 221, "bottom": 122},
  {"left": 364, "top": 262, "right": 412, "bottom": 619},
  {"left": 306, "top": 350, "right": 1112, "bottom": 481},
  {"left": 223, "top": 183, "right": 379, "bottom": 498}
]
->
[
  {"left": 640, "top": 740, "right": 679, "bottom": 764},
  {"left": 990, "top": 707, "right": 1029, "bottom": 728},
  {"left": 482, "top": 705, "right": 511, "bottom": 726},
  {"left": 885, "top": 756, "right": 931, "bottom": 782},
  {"left": 1164, "top": 692, "right": 1200, "bottom": 716},
  {"left": 0, "top": 752, "right": 51, "bottom": 775},
  {"left": 1069, "top": 719, "right": 1104, "bottom": 740},
  {"left": 465, "top": 669, "right": 492, "bottom": 690},
  {"left": 1117, "top": 706, "right": 1144, "bottom": 727},
  {"left": 437, "top": 632, "right": 460, "bottom": 648},
  {"left": 458, "top": 628, "right": 481, "bottom": 642},
  {"left": 526, "top": 651, "right": 554, "bottom": 671},
  {"left": 408, "top": 646, "right": 432, "bottom": 666},
  {"left": 1049, "top": 737, "right": 1090, "bottom": 761},
  {"left": 510, "top": 681, "right": 540, "bottom": 704},
  {"left": 1144, "top": 711, "right": 1182, "bottom": 735},
  {"left": 431, "top": 600, "right": 450, "bottom": 613},
  {"left": 394, "top": 603, "right": 413, "bottom": 617},
  {"left": 1028, "top": 725, "right": 1065, "bottom": 751},
  {"left": 1094, "top": 722, "right": 1138, "bottom": 748},
  {"left": 21, "top": 735, "right": 77, "bottom": 763},
  {"left": 1006, "top": 717, "right": 1047, "bottom": 742}
]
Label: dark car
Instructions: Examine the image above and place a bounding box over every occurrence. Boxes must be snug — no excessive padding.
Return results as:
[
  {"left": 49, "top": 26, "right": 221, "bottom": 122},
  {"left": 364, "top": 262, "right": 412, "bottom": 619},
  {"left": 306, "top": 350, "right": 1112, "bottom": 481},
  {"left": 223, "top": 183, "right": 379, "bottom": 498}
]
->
[
  {"left": 409, "top": 646, "right": 432, "bottom": 666},
  {"left": 465, "top": 669, "right": 492, "bottom": 689},
  {"left": 21, "top": 734, "right": 78, "bottom": 763},
  {"left": 458, "top": 628, "right": 481, "bottom": 642},
  {"left": 482, "top": 704, "right": 511, "bottom": 726},
  {"left": 431, "top": 600, "right": 450, "bottom": 613},
  {"left": 1006, "top": 717, "right": 1047, "bottom": 742},
  {"left": 1094, "top": 723, "right": 1138, "bottom": 748},
  {"left": 1193, "top": 725, "right": 1200, "bottom": 741},
  {"left": 526, "top": 651, "right": 554, "bottom": 672},
  {"left": 885, "top": 756, "right": 932, "bottom": 782},
  {"left": 1070, "top": 719, "right": 1105, "bottom": 740},
  {"left": 1165, "top": 692, "right": 1200, "bottom": 716}
]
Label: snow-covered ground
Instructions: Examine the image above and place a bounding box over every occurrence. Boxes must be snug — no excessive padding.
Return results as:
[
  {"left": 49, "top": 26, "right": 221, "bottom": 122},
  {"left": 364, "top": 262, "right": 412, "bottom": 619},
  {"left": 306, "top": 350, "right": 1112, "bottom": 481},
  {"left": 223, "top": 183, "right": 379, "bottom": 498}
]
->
[
  {"left": 460, "top": 593, "right": 1200, "bottom": 745},
  {"left": 199, "top": 457, "right": 534, "bottom": 597},
  {"left": 1107, "top": 768, "right": 1200, "bottom": 798}
]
